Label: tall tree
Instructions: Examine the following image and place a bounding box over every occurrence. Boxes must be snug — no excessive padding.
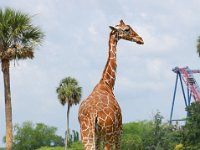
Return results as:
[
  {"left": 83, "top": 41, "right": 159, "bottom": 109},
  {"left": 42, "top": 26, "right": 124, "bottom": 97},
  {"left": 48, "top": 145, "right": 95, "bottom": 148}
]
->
[
  {"left": 182, "top": 102, "right": 200, "bottom": 148},
  {"left": 8, "top": 121, "right": 64, "bottom": 150},
  {"left": 56, "top": 76, "right": 82, "bottom": 150},
  {"left": 0, "top": 8, "right": 44, "bottom": 150},
  {"left": 197, "top": 36, "right": 200, "bottom": 57}
]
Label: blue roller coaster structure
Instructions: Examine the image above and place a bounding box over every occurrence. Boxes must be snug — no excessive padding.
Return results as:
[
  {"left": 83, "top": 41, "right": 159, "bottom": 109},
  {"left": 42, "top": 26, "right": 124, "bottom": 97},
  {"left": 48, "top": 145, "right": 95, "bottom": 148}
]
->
[{"left": 170, "top": 66, "right": 200, "bottom": 124}]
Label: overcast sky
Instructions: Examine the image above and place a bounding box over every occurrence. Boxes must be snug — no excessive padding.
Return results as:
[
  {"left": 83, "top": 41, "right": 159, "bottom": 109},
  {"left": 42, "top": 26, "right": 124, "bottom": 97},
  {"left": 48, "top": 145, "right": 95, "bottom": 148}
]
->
[{"left": 1, "top": 0, "right": 200, "bottom": 147}]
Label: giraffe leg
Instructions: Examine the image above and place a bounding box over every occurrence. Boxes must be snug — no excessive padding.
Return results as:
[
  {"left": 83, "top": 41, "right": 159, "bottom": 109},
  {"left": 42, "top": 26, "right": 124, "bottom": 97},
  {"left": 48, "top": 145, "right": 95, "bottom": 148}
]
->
[
  {"left": 114, "top": 133, "right": 121, "bottom": 150},
  {"left": 82, "top": 135, "right": 96, "bottom": 150},
  {"left": 95, "top": 136, "right": 101, "bottom": 150},
  {"left": 115, "top": 140, "right": 121, "bottom": 150},
  {"left": 84, "top": 142, "right": 95, "bottom": 150},
  {"left": 81, "top": 130, "right": 97, "bottom": 150},
  {"left": 80, "top": 117, "right": 96, "bottom": 150},
  {"left": 104, "top": 143, "right": 111, "bottom": 150}
]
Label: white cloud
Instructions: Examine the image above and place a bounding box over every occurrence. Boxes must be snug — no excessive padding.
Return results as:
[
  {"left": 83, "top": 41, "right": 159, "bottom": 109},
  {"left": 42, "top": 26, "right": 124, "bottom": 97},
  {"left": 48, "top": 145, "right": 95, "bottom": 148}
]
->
[
  {"left": 145, "top": 58, "right": 172, "bottom": 80},
  {"left": 118, "top": 76, "right": 164, "bottom": 91},
  {"left": 137, "top": 26, "right": 178, "bottom": 53},
  {"left": 88, "top": 25, "right": 98, "bottom": 35},
  {"left": 146, "top": 59, "right": 162, "bottom": 76}
]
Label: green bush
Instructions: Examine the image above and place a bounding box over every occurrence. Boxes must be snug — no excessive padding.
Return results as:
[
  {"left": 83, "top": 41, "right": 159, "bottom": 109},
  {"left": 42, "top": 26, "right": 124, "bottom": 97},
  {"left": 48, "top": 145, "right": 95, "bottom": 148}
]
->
[
  {"left": 121, "top": 121, "right": 152, "bottom": 149},
  {"left": 181, "top": 101, "right": 200, "bottom": 148},
  {"left": 9, "top": 121, "right": 64, "bottom": 150},
  {"left": 121, "top": 112, "right": 182, "bottom": 149},
  {"left": 36, "top": 146, "right": 64, "bottom": 150},
  {"left": 68, "top": 141, "right": 84, "bottom": 150}
]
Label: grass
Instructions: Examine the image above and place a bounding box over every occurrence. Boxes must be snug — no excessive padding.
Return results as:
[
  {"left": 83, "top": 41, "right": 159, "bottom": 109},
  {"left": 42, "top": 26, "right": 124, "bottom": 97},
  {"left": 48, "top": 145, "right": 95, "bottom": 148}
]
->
[
  {"left": 37, "top": 146, "right": 64, "bottom": 150},
  {"left": 37, "top": 142, "right": 84, "bottom": 150},
  {"left": 68, "top": 141, "right": 84, "bottom": 150}
]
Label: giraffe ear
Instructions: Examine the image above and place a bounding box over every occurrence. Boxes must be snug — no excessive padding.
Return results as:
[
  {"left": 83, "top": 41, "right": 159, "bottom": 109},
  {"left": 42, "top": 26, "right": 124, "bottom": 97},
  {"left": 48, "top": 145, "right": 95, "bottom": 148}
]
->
[
  {"left": 109, "top": 26, "right": 118, "bottom": 31},
  {"left": 120, "top": 20, "right": 125, "bottom": 25}
]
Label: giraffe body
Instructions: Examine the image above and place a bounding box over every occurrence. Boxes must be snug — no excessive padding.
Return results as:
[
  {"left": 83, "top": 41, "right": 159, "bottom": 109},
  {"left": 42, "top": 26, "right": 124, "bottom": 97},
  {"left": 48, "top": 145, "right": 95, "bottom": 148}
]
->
[
  {"left": 79, "top": 81, "right": 122, "bottom": 149},
  {"left": 78, "top": 20, "right": 144, "bottom": 150}
]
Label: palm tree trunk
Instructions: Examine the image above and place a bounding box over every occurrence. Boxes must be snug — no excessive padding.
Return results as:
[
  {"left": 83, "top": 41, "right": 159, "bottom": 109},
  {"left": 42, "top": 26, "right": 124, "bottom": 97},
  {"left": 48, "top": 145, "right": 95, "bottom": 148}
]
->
[
  {"left": 1, "top": 59, "right": 13, "bottom": 150},
  {"left": 65, "top": 104, "right": 70, "bottom": 150}
]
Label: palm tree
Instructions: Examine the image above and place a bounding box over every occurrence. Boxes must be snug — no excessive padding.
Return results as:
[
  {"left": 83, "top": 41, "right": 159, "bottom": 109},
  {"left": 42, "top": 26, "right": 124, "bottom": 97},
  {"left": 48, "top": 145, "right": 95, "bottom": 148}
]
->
[
  {"left": 0, "top": 8, "right": 44, "bottom": 150},
  {"left": 197, "top": 36, "right": 200, "bottom": 57},
  {"left": 56, "top": 77, "right": 82, "bottom": 150}
]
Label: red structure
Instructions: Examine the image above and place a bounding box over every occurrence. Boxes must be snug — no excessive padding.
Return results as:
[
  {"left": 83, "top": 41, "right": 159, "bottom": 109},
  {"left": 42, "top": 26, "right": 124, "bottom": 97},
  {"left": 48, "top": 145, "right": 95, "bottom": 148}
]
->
[{"left": 170, "top": 66, "right": 200, "bottom": 123}]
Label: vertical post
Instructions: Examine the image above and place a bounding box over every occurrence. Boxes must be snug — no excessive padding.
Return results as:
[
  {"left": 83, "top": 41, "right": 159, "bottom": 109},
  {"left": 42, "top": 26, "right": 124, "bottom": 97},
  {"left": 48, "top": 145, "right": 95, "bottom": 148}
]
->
[
  {"left": 187, "top": 87, "right": 189, "bottom": 107},
  {"left": 179, "top": 73, "right": 188, "bottom": 107},
  {"left": 170, "top": 73, "right": 179, "bottom": 124},
  {"left": 187, "top": 88, "right": 192, "bottom": 106}
]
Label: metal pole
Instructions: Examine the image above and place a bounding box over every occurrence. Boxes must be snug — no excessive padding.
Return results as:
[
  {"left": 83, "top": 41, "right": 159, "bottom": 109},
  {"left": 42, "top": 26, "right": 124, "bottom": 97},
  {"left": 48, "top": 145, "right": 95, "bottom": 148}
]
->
[
  {"left": 187, "top": 87, "right": 190, "bottom": 106},
  {"left": 170, "top": 73, "right": 179, "bottom": 124},
  {"left": 188, "top": 90, "right": 192, "bottom": 106},
  {"left": 179, "top": 73, "right": 188, "bottom": 107}
]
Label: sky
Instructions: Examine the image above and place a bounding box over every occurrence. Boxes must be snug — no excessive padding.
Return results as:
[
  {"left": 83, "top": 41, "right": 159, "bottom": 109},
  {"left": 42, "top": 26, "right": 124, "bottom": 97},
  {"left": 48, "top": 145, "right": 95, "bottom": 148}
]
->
[{"left": 1, "top": 0, "right": 200, "bottom": 147}]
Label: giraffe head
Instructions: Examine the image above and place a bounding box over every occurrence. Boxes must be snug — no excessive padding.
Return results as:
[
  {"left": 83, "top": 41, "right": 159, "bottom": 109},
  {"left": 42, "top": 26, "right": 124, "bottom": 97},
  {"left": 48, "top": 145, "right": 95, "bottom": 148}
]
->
[{"left": 109, "top": 20, "right": 144, "bottom": 44}]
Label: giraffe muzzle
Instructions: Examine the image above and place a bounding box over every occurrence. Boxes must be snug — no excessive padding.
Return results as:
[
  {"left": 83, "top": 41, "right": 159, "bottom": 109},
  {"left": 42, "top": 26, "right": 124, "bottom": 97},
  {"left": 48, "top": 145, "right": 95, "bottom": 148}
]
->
[{"left": 133, "top": 36, "right": 144, "bottom": 45}]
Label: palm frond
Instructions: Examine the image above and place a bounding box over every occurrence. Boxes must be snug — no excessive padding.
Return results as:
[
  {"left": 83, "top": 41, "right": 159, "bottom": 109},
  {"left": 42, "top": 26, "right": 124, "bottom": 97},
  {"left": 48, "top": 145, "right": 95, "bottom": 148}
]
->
[
  {"left": 0, "top": 47, "right": 34, "bottom": 60},
  {"left": 0, "top": 7, "right": 44, "bottom": 60},
  {"left": 56, "top": 77, "right": 82, "bottom": 106}
]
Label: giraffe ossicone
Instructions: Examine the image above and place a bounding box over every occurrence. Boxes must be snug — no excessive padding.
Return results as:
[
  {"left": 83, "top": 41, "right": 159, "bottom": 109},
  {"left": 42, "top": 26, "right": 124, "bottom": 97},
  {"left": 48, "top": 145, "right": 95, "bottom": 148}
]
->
[{"left": 78, "top": 20, "right": 144, "bottom": 150}]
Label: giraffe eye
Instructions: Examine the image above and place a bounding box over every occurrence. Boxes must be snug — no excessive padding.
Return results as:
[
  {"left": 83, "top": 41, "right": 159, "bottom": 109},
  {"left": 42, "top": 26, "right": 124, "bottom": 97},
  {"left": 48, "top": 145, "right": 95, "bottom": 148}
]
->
[{"left": 124, "top": 28, "right": 130, "bottom": 32}]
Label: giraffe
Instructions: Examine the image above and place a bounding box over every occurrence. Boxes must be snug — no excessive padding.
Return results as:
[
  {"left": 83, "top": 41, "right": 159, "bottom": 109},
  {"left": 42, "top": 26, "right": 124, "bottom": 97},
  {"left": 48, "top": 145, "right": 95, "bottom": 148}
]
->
[{"left": 78, "top": 20, "right": 144, "bottom": 150}]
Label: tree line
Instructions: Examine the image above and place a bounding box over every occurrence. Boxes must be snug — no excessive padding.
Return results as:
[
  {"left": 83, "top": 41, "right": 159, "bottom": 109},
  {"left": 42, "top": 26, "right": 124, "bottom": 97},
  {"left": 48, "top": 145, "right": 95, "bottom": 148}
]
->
[
  {"left": 2, "top": 121, "right": 81, "bottom": 150},
  {"left": 2, "top": 101, "right": 200, "bottom": 149},
  {"left": 121, "top": 102, "right": 200, "bottom": 149}
]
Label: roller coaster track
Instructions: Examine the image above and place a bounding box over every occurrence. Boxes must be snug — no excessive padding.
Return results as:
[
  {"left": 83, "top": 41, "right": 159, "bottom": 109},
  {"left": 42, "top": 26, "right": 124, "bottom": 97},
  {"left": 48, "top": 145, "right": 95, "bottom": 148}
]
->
[
  {"left": 170, "top": 66, "right": 200, "bottom": 123},
  {"left": 173, "top": 66, "right": 200, "bottom": 101}
]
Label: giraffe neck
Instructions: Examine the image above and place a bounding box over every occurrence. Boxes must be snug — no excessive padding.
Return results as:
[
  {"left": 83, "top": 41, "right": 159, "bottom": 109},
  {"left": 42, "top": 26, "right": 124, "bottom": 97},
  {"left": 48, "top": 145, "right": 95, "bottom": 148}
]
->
[{"left": 101, "top": 32, "right": 118, "bottom": 90}]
